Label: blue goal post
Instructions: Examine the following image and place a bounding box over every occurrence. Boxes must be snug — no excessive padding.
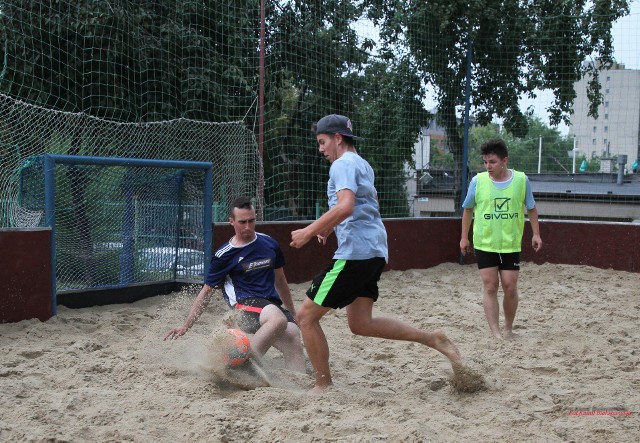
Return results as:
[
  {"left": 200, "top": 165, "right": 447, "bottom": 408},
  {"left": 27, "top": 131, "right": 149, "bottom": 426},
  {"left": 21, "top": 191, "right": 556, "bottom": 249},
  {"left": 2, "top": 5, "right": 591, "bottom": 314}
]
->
[{"left": 40, "top": 154, "right": 213, "bottom": 315}]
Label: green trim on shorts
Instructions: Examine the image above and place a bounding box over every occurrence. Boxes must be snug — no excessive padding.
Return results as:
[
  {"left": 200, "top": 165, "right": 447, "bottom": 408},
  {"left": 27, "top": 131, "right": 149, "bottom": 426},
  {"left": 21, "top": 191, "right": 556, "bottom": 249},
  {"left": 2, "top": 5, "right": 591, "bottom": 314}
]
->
[{"left": 314, "top": 259, "right": 346, "bottom": 305}]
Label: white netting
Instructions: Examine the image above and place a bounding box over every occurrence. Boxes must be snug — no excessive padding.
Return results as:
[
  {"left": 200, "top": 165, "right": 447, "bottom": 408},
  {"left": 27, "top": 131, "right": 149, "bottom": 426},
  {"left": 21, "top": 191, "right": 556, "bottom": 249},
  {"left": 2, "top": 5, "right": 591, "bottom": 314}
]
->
[{"left": 0, "top": 92, "right": 262, "bottom": 229}]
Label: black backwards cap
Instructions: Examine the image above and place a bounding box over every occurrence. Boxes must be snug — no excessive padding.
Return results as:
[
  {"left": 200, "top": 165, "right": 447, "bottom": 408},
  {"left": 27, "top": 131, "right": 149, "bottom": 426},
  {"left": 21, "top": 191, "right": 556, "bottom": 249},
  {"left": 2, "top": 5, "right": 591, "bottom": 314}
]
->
[{"left": 314, "top": 114, "right": 363, "bottom": 140}]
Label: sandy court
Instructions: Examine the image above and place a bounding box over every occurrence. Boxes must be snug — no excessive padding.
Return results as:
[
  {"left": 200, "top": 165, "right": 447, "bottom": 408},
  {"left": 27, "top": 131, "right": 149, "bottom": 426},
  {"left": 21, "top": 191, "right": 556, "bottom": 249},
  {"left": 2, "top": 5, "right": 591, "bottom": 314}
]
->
[{"left": 1, "top": 262, "right": 638, "bottom": 442}]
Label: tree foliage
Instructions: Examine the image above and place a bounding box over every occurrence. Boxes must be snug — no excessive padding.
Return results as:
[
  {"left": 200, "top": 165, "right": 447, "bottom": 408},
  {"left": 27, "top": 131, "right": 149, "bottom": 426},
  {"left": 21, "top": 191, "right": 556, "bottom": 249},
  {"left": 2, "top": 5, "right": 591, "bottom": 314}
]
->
[
  {"left": 468, "top": 117, "right": 574, "bottom": 174},
  {"left": 0, "top": 0, "right": 631, "bottom": 219},
  {"left": 263, "top": 0, "right": 429, "bottom": 218},
  {"left": 0, "top": 0, "right": 260, "bottom": 121},
  {"left": 364, "top": 0, "right": 630, "bottom": 205}
]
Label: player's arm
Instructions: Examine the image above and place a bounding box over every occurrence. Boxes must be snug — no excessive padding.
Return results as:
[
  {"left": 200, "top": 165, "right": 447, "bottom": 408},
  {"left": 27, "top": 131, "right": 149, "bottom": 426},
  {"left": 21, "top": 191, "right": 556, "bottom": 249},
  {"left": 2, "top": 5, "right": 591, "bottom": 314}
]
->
[
  {"left": 164, "top": 284, "right": 215, "bottom": 340},
  {"left": 524, "top": 177, "right": 542, "bottom": 252},
  {"left": 460, "top": 208, "right": 474, "bottom": 255},
  {"left": 274, "top": 267, "right": 296, "bottom": 318},
  {"left": 459, "top": 177, "right": 476, "bottom": 255},
  {"left": 527, "top": 207, "right": 542, "bottom": 252},
  {"left": 290, "top": 189, "right": 354, "bottom": 248}
]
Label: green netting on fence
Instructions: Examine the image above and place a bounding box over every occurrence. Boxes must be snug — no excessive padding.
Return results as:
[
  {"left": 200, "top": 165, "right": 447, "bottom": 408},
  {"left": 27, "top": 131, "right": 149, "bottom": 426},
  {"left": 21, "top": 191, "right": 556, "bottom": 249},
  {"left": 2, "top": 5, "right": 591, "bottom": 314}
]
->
[
  {"left": 1, "top": 1, "right": 639, "bottom": 225},
  {"left": 22, "top": 158, "right": 211, "bottom": 290}
]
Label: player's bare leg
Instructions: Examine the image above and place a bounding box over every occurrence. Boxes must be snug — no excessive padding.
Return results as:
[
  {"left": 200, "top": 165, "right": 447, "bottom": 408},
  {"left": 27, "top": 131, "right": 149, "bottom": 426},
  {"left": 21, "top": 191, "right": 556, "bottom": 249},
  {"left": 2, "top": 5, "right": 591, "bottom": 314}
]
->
[
  {"left": 297, "top": 298, "right": 333, "bottom": 393},
  {"left": 251, "top": 305, "right": 288, "bottom": 355},
  {"left": 479, "top": 267, "right": 502, "bottom": 339},
  {"left": 346, "top": 297, "right": 462, "bottom": 364},
  {"left": 500, "top": 270, "right": 519, "bottom": 340},
  {"left": 272, "top": 322, "right": 306, "bottom": 373}
]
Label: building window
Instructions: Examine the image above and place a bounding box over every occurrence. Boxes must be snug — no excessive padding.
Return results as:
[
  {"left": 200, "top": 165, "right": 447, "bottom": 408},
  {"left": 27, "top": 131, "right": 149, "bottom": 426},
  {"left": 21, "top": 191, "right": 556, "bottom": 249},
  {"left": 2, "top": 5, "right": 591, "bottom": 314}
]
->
[
  {"left": 604, "top": 138, "right": 608, "bottom": 145},
  {"left": 606, "top": 76, "right": 611, "bottom": 82},
  {"left": 592, "top": 139, "right": 596, "bottom": 145},
  {"left": 605, "top": 88, "right": 610, "bottom": 94},
  {"left": 604, "top": 126, "right": 608, "bottom": 132},
  {"left": 593, "top": 126, "right": 597, "bottom": 133},
  {"left": 605, "top": 113, "right": 609, "bottom": 120},
  {"left": 605, "top": 101, "right": 609, "bottom": 108}
]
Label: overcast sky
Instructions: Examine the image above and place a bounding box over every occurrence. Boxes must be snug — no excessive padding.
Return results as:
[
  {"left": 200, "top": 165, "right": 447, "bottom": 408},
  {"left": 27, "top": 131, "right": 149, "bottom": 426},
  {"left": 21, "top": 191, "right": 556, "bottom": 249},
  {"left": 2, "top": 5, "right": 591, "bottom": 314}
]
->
[{"left": 612, "top": 0, "right": 639, "bottom": 69}]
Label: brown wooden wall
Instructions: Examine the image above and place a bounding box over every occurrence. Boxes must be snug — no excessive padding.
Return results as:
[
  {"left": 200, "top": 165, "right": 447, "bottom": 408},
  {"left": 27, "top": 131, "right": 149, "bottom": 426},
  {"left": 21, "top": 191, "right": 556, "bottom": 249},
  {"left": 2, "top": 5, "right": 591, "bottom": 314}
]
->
[
  {"left": 0, "top": 228, "right": 53, "bottom": 323},
  {"left": 2, "top": 220, "right": 638, "bottom": 322},
  {"left": 214, "top": 219, "right": 640, "bottom": 283}
]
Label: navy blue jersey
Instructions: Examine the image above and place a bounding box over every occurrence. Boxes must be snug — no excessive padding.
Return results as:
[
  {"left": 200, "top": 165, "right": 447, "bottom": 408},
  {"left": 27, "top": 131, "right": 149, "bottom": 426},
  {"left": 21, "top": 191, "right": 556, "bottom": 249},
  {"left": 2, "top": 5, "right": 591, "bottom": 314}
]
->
[{"left": 205, "top": 232, "right": 285, "bottom": 306}]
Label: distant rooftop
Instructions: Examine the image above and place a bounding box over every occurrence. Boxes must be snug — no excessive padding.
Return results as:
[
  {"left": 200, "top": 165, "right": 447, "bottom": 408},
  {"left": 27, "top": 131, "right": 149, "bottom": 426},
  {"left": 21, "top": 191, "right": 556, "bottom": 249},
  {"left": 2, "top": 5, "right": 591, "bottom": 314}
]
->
[
  {"left": 419, "top": 171, "right": 640, "bottom": 199},
  {"left": 529, "top": 173, "right": 640, "bottom": 197}
]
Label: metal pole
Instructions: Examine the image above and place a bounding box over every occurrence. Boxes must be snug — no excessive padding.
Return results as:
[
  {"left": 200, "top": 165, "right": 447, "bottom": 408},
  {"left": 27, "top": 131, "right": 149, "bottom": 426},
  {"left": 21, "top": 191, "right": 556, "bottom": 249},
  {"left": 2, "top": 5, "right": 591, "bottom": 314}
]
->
[
  {"left": 572, "top": 137, "right": 577, "bottom": 174},
  {"left": 203, "top": 166, "right": 213, "bottom": 273},
  {"left": 538, "top": 136, "right": 542, "bottom": 174},
  {"left": 461, "top": 38, "right": 472, "bottom": 210},
  {"left": 43, "top": 155, "right": 57, "bottom": 316},
  {"left": 459, "top": 37, "right": 473, "bottom": 266},
  {"left": 257, "top": 0, "right": 266, "bottom": 220}
]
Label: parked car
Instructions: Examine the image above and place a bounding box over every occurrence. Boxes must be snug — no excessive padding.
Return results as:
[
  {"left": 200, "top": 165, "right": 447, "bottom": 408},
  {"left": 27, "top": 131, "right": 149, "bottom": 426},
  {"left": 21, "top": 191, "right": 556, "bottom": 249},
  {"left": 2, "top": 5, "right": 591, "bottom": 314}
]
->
[{"left": 138, "top": 247, "right": 205, "bottom": 279}]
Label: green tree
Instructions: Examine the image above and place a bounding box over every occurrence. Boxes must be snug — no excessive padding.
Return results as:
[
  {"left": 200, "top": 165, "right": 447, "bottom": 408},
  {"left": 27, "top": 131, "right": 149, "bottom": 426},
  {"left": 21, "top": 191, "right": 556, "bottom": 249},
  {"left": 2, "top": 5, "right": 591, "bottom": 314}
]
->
[
  {"left": 263, "top": 0, "right": 429, "bottom": 218},
  {"left": 469, "top": 117, "right": 578, "bottom": 175},
  {"left": 365, "top": 0, "right": 630, "bottom": 208},
  {"left": 0, "top": 0, "right": 260, "bottom": 122}
]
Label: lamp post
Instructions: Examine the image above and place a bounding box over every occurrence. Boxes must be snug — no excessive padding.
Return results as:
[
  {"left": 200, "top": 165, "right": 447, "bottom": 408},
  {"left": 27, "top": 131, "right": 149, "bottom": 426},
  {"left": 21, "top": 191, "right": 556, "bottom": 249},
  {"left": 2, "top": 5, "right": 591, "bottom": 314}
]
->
[{"left": 572, "top": 136, "right": 577, "bottom": 174}]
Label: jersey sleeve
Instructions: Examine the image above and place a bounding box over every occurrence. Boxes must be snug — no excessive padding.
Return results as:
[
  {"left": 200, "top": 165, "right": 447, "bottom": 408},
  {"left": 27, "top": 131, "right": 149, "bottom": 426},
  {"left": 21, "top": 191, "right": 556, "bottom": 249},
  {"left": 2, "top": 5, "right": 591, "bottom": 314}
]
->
[
  {"left": 461, "top": 175, "right": 478, "bottom": 208},
  {"left": 205, "top": 252, "right": 233, "bottom": 287},
  {"left": 524, "top": 176, "right": 536, "bottom": 210},
  {"left": 330, "top": 159, "right": 358, "bottom": 194},
  {"left": 273, "top": 241, "right": 286, "bottom": 269}
]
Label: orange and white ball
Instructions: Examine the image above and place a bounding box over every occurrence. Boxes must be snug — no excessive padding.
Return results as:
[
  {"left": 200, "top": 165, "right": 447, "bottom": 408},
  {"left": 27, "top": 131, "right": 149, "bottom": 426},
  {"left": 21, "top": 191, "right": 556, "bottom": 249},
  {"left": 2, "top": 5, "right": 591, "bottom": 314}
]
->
[{"left": 223, "top": 328, "right": 251, "bottom": 367}]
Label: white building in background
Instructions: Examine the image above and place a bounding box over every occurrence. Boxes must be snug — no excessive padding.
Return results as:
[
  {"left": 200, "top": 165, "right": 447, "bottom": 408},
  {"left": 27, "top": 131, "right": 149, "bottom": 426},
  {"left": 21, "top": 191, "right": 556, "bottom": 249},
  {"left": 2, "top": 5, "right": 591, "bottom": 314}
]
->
[
  {"left": 405, "top": 119, "right": 455, "bottom": 217},
  {"left": 569, "top": 62, "right": 640, "bottom": 171}
]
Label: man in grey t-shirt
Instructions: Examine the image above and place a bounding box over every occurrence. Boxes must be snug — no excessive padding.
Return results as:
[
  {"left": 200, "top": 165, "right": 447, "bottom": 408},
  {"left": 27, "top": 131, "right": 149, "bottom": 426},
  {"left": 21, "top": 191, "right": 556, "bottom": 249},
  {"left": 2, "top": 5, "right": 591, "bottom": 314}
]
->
[{"left": 290, "top": 114, "right": 463, "bottom": 394}]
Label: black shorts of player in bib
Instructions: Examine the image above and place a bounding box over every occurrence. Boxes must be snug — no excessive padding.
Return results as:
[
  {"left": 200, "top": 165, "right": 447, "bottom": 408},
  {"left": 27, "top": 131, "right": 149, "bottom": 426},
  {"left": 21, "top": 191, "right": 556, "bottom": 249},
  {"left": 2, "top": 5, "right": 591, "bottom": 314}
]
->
[{"left": 474, "top": 249, "right": 520, "bottom": 271}]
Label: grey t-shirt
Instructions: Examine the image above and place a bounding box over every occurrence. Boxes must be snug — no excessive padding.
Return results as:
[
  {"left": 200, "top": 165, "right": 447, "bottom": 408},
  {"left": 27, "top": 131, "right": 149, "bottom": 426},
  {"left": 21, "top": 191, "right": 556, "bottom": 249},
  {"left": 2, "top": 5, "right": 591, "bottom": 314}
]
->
[{"left": 328, "top": 151, "right": 388, "bottom": 262}]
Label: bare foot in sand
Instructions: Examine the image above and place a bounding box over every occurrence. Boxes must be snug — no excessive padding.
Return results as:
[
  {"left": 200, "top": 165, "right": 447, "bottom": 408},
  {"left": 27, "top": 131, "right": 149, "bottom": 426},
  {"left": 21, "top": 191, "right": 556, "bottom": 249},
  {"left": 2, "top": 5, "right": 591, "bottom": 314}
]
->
[
  {"left": 308, "top": 384, "right": 331, "bottom": 395},
  {"left": 432, "top": 329, "right": 462, "bottom": 363},
  {"left": 504, "top": 330, "right": 518, "bottom": 340}
]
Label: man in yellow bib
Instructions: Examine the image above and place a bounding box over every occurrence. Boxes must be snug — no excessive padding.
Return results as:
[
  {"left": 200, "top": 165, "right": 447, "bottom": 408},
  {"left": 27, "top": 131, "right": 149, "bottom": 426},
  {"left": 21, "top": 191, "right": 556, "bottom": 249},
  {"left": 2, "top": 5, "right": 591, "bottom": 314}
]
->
[{"left": 460, "top": 139, "right": 542, "bottom": 339}]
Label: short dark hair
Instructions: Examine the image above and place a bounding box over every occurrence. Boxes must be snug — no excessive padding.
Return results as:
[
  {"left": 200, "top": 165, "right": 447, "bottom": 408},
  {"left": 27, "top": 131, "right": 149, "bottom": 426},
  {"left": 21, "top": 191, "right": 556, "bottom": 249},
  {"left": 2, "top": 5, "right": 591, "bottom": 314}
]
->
[
  {"left": 229, "top": 196, "right": 253, "bottom": 218},
  {"left": 480, "top": 139, "right": 509, "bottom": 159}
]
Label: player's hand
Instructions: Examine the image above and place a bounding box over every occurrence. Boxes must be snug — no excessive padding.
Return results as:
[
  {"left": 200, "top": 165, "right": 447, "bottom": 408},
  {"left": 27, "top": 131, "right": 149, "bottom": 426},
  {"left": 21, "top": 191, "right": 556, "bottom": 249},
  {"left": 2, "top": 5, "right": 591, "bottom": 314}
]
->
[
  {"left": 164, "top": 326, "right": 188, "bottom": 341},
  {"left": 532, "top": 235, "right": 542, "bottom": 252},
  {"left": 316, "top": 229, "right": 332, "bottom": 245},
  {"left": 290, "top": 228, "right": 311, "bottom": 249},
  {"left": 460, "top": 238, "right": 470, "bottom": 256}
]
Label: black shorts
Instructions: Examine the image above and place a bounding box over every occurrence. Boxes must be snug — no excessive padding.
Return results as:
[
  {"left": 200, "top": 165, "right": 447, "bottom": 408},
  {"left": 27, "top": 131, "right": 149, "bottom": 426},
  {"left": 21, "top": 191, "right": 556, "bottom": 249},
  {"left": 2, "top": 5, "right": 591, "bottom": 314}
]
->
[
  {"left": 474, "top": 249, "right": 521, "bottom": 271},
  {"left": 306, "top": 257, "right": 386, "bottom": 309},
  {"left": 233, "top": 297, "right": 296, "bottom": 334}
]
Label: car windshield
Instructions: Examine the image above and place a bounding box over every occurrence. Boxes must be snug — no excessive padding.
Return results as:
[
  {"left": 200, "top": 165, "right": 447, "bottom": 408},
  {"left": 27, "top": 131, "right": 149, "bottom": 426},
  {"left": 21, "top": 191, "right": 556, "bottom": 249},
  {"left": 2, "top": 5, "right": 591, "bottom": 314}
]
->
[
  {"left": 177, "top": 251, "right": 202, "bottom": 267},
  {"left": 142, "top": 251, "right": 174, "bottom": 270},
  {"left": 141, "top": 249, "right": 202, "bottom": 272}
]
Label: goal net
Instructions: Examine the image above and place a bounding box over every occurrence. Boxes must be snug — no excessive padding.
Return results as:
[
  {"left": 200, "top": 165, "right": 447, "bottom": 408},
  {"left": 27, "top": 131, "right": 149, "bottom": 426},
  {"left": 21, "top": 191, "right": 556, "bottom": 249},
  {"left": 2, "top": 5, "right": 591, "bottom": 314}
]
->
[
  {"left": 20, "top": 154, "right": 214, "bottom": 295},
  {"left": 0, "top": 93, "right": 262, "bottom": 231}
]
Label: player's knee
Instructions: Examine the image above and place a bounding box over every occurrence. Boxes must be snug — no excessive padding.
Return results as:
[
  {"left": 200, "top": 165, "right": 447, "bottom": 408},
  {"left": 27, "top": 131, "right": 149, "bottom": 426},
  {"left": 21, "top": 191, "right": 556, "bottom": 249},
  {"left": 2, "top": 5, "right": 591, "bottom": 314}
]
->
[
  {"left": 296, "top": 306, "right": 315, "bottom": 329},
  {"left": 283, "top": 326, "right": 303, "bottom": 348},
  {"left": 260, "top": 306, "right": 288, "bottom": 334},
  {"left": 347, "top": 318, "right": 370, "bottom": 336},
  {"left": 483, "top": 282, "right": 499, "bottom": 294}
]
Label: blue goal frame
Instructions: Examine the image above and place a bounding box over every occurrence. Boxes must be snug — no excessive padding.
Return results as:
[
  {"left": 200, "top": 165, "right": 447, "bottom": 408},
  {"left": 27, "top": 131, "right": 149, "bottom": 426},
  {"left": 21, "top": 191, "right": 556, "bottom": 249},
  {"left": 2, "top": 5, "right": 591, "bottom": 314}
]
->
[{"left": 42, "top": 154, "right": 213, "bottom": 315}]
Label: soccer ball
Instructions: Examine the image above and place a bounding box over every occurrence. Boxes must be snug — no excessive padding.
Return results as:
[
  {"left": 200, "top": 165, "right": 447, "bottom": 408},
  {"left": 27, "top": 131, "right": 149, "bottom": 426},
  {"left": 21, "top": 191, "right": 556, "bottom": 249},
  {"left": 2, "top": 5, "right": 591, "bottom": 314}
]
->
[{"left": 223, "top": 328, "right": 251, "bottom": 367}]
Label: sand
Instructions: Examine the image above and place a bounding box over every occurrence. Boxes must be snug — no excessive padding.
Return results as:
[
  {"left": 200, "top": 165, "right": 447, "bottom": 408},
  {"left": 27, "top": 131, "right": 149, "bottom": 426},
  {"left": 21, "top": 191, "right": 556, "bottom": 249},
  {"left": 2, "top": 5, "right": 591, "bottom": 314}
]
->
[{"left": 1, "top": 262, "right": 638, "bottom": 442}]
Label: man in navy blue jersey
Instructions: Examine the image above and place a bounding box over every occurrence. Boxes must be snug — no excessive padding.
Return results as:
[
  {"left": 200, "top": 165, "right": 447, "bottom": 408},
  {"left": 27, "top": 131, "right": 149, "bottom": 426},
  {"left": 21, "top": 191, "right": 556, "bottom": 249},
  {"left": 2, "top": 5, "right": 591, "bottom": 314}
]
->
[{"left": 165, "top": 196, "right": 306, "bottom": 373}]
